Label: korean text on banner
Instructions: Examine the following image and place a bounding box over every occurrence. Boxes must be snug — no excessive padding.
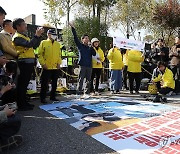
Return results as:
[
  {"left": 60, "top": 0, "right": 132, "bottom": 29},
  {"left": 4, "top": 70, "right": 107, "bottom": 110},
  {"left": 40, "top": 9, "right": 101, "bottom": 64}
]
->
[{"left": 113, "top": 37, "right": 145, "bottom": 51}]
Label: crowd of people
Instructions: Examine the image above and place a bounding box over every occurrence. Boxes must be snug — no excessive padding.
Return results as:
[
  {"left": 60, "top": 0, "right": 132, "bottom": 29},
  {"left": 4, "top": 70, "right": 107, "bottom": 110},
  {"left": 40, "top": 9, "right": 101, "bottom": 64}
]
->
[{"left": 0, "top": 5, "right": 179, "bottom": 152}]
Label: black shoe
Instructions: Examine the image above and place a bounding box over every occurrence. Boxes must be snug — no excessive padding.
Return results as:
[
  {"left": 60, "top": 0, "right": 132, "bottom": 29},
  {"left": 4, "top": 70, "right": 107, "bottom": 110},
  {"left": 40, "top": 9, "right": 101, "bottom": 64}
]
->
[
  {"left": 41, "top": 99, "right": 47, "bottom": 104},
  {"left": 1, "top": 135, "right": 23, "bottom": 151},
  {"left": 161, "top": 97, "right": 167, "bottom": 103},
  {"left": 135, "top": 91, "right": 139, "bottom": 94},
  {"left": 50, "top": 98, "right": 59, "bottom": 101},
  {"left": 26, "top": 103, "right": 35, "bottom": 107},
  {"left": 76, "top": 91, "right": 83, "bottom": 95},
  {"left": 18, "top": 106, "right": 33, "bottom": 111},
  {"left": 130, "top": 91, "right": 133, "bottom": 94}
]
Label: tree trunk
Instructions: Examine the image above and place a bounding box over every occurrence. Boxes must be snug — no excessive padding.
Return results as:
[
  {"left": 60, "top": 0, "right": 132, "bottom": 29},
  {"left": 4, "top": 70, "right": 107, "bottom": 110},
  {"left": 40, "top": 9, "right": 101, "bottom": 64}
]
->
[{"left": 93, "top": 2, "right": 96, "bottom": 18}]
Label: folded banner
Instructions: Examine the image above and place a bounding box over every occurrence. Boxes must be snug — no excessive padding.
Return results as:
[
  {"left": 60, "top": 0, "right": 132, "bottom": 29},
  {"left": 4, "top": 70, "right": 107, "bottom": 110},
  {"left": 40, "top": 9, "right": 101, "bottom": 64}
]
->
[{"left": 113, "top": 37, "right": 145, "bottom": 51}]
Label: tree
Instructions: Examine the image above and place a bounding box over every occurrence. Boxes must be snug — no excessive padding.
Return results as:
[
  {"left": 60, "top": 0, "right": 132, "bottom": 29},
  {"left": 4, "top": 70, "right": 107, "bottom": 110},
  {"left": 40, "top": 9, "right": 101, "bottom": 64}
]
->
[
  {"left": 42, "top": 23, "right": 54, "bottom": 28},
  {"left": 152, "top": 0, "right": 180, "bottom": 45},
  {"left": 62, "top": 17, "right": 110, "bottom": 50},
  {"left": 111, "top": 0, "right": 155, "bottom": 38},
  {"left": 41, "top": 0, "right": 78, "bottom": 28},
  {"left": 143, "top": 35, "right": 154, "bottom": 43},
  {"left": 42, "top": 0, "right": 64, "bottom": 31}
]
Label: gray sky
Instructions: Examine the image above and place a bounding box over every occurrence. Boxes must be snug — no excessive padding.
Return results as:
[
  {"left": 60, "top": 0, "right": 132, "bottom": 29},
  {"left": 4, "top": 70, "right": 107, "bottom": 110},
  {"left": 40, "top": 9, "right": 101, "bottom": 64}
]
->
[{"left": 0, "top": 0, "right": 146, "bottom": 39}]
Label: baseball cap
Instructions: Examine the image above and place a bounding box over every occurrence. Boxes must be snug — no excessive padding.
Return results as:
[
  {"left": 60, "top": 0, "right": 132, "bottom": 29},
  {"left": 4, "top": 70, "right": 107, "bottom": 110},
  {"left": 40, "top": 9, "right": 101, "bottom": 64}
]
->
[
  {"left": 47, "top": 29, "right": 56, "bottom": 35},
  {"left": 91, "top": 38, "right": 100, "bottom": 44}
]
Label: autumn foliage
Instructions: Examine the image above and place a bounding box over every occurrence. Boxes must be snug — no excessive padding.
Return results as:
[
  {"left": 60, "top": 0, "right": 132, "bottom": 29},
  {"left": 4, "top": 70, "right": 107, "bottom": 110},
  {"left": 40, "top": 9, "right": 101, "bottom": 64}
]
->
[{"left": 153, "top": 0, "right": 180, "bottom": 30}]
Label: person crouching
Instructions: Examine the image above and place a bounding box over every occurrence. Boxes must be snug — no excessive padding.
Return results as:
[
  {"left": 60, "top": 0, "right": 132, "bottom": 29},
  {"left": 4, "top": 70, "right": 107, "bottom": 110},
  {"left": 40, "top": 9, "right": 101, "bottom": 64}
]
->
[{"left": 152, "top": 61, "right": 175, "bottom": 95}]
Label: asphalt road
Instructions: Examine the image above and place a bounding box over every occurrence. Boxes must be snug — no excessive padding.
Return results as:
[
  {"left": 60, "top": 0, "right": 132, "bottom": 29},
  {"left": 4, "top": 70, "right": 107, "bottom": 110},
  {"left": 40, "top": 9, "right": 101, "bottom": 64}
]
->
[
  {"left": 8, "top": 96, "right": 117, "bottom": 154},
  {"left": 4, "top": 92, "right": 180, "bottom": 154}
]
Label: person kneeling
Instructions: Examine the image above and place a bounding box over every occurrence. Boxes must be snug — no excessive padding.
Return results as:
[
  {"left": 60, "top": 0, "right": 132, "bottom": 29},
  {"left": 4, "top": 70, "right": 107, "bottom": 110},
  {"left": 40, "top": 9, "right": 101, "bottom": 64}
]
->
[{"left": 152, "top": 61, "right": 175, "bottom": 95}]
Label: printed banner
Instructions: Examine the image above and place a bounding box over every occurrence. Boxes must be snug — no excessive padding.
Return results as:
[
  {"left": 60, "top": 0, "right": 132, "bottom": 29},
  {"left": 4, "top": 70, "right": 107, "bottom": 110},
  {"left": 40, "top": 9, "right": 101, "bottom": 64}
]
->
[
  {"left": 40, "top": 97, "right": 180, "bottom": 153},
  {"left": 93, "top": 110, "right": 180, "bottom": 154},
  {"left": 113, "top": 37, "right": 145, "bottom": 51}
]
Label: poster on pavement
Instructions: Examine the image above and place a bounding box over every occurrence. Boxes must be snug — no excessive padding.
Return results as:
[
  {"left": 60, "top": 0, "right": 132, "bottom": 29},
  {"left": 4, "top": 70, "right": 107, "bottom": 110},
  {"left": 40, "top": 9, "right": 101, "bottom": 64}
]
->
[
  {"left": 93, "top": 110, "right": 180, "bottom": 154},
  {"left": 40, "top": 97, "right": 178, "bottom": 135}
]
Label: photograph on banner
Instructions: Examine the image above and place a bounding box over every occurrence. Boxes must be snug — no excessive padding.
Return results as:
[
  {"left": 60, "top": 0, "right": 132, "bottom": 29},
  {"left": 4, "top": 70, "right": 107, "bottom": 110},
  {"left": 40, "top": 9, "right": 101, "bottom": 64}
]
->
[
  {"left": 93, "top": 110, "right": 180, "bottom": 154},
  {"left": 27, "top": 80, "right": 37, "bottom": 91},
  {"left": 40, "top": 98, "right": 178, "bottom": 136},
  {"left": 60, "top": 58, "right": 68, "bottom": 67},
  {"left": 113, "top": 37, "right": 145, "bottom": 51}
]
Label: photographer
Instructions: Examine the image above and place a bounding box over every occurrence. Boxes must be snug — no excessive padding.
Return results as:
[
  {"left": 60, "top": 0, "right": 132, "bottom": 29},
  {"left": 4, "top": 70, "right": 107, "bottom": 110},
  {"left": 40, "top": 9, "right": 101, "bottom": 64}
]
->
[
  {"left": 0, "top": 60, "right": 17, "bottom": 105},
  {"left": 0, "top": 104, "right": 22, "bottom": 152},
  {"left": 151, "top": 39, "right": 169, "bottom": 64},
  {"left": 0, "top": 50, "right": 22, "bottom": 152}
]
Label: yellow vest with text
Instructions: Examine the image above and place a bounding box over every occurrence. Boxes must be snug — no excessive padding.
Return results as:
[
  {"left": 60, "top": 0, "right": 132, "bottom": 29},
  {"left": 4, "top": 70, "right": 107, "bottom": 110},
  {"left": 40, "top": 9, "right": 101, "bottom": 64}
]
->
[
  {"left": 127, "top": 50, "right": 144, "bottom": 73},
  {"left": 38, "top": 39, "right": 62, "bottom": 70},
  {"left": 67, "top": 51, "right": 76, "bottom": 66},
  {"left": 153, "top": 68, "right": 175, "bottom": 89},
  {"left": 107, "top": 48, "right": 124, "bottom": 70},
  {"left": 12, "top": 32, "right": 35, "bottom": 59},
  {"left": 92, "top": 47, "right": 105, "bottom": 68}
]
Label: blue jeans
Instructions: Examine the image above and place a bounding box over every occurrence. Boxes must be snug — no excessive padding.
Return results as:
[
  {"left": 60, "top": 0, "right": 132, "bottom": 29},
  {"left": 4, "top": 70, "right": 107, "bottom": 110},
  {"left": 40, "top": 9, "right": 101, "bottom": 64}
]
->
[{"left": 110, "top": 70, "right": 122, "bottom": 91}]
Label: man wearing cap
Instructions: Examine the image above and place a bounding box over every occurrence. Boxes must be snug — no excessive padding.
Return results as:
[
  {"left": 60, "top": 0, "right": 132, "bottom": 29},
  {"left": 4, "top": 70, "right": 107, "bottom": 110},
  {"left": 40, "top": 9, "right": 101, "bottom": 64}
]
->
[
  {"left": 38, "top": 29, "right": 62, "bottom": 104},
  {"left": 12, "top": 18, "right": 44, "bottom": 111}
]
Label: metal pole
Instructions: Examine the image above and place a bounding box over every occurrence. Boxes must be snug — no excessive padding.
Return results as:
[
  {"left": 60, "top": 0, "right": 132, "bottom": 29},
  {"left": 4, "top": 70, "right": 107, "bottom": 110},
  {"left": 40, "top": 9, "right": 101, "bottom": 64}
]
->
[{"left": 126, "top": 0, "right": 130, "bottom": 39}]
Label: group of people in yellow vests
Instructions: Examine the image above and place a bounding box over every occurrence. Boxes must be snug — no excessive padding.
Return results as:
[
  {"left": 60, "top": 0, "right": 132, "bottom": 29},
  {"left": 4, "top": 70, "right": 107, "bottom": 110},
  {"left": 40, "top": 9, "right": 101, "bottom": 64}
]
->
[
  {"left": 0, "top": 15, "right": 175, "bottom": 110},
  {"left": 12, "top": 19, "right": 176, "bottom": 107},
  {"left": 107, "top": 46, "right": 175, "bottom": 96}
]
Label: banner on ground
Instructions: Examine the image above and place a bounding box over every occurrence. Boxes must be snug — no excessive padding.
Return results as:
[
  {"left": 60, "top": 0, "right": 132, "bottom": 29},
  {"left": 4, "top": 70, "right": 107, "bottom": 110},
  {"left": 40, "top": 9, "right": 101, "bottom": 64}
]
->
[{"left": 113, "top": 37, "right": 145, "bottom": 51}]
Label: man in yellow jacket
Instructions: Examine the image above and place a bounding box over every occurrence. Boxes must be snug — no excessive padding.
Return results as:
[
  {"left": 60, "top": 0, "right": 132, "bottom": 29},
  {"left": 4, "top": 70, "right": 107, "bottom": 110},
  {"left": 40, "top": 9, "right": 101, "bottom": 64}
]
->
[
  {"left": 107, "top": 47, "right": 124, "bottom": 94},
  {"left": 12, "top": 18, "right": 43, "bottom": 111},
  {"left": 90, "top": 38, "right": 105, "bottom": 95},
  {"left": 153, "top": 61, "right": 175, "bottom": 95},
  {"left": 38, "top": 29, "right": 62, "bottom": 104},
  {"left": 127, "top": 49, "right": 144, "bottom": 94}
]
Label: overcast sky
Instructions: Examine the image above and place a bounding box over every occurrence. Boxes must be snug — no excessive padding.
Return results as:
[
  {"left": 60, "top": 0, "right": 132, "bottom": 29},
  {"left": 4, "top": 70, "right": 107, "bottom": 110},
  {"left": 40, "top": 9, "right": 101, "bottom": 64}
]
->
[{"left": 0, "top": 0, "right": 145, "bottom": 39}]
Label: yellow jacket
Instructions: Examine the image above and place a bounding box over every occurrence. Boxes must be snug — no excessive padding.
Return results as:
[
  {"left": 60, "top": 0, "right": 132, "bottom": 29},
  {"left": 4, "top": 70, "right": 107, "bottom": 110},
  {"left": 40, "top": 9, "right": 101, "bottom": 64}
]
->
[
  {"left": 38, "top": 39, "right": 62, "bottom": 70},
  {"left": 0, "top": 30, "right": 17, "bottom": 59},
  {"left": 12, "top": 32, "right": 35, "bottom": 59},
  {"left": 127, "top": 50, "right": 144, "bottom": 73},
  {"left": 153, "top": 68, "right": 175, "bottom": 89},
  {"left": 107, "top": 47, "right": 124, "bottom": 70},
  {"left": 92, "top": 47, "right": 105, "bottom": 68},
  {"left": 123, "top": 50, "right": 129, "bottom": 66}
]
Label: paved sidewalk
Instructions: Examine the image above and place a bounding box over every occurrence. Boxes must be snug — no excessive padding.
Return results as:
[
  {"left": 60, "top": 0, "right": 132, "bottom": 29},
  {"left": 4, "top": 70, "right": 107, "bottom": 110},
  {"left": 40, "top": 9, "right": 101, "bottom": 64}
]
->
[{"left": 9, "top": 92, "right": 180, "bottom": 154}]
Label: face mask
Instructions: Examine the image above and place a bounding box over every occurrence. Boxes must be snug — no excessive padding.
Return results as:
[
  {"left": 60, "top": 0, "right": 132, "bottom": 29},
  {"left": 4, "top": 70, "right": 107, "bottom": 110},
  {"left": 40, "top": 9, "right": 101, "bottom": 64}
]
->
[{"left": 51, "top": 35, "right": 57, "bottom": 40}]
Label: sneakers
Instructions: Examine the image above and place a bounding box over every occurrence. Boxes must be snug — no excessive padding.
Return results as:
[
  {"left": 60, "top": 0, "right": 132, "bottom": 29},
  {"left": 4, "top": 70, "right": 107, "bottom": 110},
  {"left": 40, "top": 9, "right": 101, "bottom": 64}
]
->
[
  {"left": 166, "top": 91, "right": 173, "bottom": 96},
  {"left": 135, "top": 91, "right": 140, "bottom": 94},
  {"left": 1, "top": 135, "right": 23, "bottom": 151}
]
